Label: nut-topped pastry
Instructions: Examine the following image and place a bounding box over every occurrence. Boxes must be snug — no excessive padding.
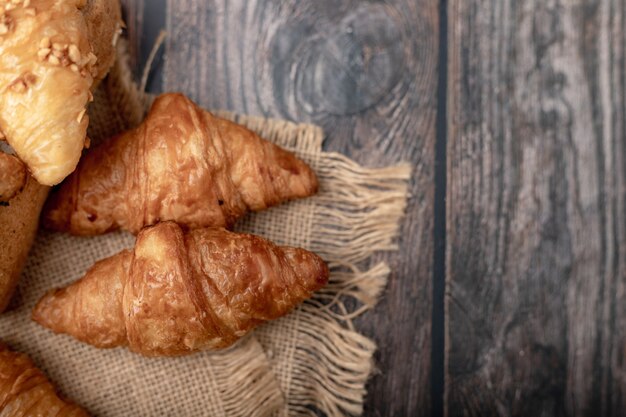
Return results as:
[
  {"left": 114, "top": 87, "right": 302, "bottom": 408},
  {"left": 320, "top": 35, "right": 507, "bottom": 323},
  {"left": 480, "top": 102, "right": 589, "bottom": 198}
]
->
[{"left": 0, "top": 0, "right": 122, "bottom": 186}]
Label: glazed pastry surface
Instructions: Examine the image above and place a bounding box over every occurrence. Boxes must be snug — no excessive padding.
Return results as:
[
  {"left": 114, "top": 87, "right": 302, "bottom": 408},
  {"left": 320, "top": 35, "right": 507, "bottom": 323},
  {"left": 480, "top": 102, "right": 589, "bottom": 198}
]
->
[
  {"left": 44, "top": 93, "right": 319, "bottom": 234},
  {"left": 0, "top": 342, "right": 88, "bottom": 416},
  {"left": 33, "top": 222, "right": 329, "bottom": 356}
]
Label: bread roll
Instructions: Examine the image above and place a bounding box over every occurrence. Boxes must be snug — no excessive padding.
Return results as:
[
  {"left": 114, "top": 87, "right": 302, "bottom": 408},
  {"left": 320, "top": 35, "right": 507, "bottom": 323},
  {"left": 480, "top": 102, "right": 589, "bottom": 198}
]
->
[{"left": 0, "top": 176, "right": 48, "bottom": 312}]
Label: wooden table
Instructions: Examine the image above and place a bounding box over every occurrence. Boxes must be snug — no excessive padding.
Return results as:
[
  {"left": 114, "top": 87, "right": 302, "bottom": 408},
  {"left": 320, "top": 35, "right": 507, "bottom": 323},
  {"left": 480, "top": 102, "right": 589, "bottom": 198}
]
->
[{"left": 122, "top": 1, "right": 625, "bottom": 416}]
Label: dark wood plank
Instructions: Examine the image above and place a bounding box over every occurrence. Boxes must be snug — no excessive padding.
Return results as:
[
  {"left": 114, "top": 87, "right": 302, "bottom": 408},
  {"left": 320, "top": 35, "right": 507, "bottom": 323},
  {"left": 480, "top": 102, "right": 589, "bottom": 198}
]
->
[
  {"left": 446, "top": 0, "right": 626, "bottom": 416},
  {"left": 161, "top": 1, "right": 439, "bottom": 415},
  {"left": 120, "top": 0, "right": 166, "bottom": 91},
  {"left": 119, "top": 0, "right": 144, "bottom": 72}
]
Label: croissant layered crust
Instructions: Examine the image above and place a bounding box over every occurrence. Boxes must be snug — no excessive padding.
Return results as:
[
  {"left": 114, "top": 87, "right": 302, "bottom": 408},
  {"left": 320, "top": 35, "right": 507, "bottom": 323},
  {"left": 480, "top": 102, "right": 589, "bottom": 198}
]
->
[
  {"left": 33, "top": 222, "right": 329, "bottom": 356},
  {"left": 43, "top": 93, "right": 319, "bottom": 235},
  {"left": 0, "top": 342, "right": 88, "bottom": 416}
]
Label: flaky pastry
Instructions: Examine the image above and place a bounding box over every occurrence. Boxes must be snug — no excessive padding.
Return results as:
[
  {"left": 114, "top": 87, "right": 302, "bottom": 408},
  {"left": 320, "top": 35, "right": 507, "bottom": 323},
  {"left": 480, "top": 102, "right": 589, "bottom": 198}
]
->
[{"left": 33, "top": 222, "right": 329, "bottom": 356}]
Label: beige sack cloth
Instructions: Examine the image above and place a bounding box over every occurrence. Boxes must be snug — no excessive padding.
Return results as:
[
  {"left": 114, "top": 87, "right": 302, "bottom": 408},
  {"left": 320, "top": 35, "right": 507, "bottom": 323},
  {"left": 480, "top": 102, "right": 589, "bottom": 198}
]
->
[{"left": 0, "top": 41, "right": 410, "bottom": 416}]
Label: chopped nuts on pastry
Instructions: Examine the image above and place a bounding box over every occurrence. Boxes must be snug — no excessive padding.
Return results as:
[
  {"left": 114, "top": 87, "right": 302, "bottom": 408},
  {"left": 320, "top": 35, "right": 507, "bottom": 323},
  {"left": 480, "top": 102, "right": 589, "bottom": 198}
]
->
[{"left": 0, "top": 0, "right": 121, "bottom": 186}]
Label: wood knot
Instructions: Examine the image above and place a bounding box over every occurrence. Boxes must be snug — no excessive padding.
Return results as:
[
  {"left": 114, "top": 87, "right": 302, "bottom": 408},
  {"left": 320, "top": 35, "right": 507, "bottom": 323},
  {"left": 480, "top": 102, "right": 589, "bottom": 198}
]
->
[
  {"left": 277, "top": 4, "right": 405, "bottom": 116},
  {"left": 297, "top": 4, "right": 404, "bottom": 115}
]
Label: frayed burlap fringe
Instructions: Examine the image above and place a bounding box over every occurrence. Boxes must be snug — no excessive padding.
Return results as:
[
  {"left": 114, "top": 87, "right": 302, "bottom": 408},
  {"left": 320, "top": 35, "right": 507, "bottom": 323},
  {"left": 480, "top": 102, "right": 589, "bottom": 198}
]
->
[
  {"left": 195, "top": 335, "right": 284, "bottom": 417},
  {"left": 256, "top": 265, "right": 389, "bottom": 417},
  {"left": 0, "top": 38, "right": 411, "bottom": 416},
  {"left": 311, "top": 155, "right": 411, "bottom": 264}
]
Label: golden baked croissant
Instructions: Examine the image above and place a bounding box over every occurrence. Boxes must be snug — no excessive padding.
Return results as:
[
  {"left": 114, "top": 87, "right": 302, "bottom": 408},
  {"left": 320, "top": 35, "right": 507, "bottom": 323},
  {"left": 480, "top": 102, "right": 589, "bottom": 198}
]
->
[
  {"left": 0, "top": 0, "right": 122, "bottom": 185},
  {"left": 33, "top": 221, "right": 328, "bottom": 357},
  {"left": 0, "top": 342, "right": 88, "bottom": 416},
  {"left": 43, "top": 93, "right": 318, "bottom": 235}
]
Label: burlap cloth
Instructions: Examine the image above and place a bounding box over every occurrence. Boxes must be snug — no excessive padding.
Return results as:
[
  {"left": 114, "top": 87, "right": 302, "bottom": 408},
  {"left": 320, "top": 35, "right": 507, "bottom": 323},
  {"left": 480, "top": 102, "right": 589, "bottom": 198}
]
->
[{"left": 0, "top": 42, "right": 410, "bottom": 416}]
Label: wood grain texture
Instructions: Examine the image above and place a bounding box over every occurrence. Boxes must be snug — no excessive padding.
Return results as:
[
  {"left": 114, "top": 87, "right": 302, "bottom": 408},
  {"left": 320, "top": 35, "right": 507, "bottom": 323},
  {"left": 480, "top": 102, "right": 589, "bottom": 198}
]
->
[
  {"left": 119, "top": 0, "right": 144, "bottom": 71},
  {"left": 160, "top": 1, "right": 438, "bottom": 416},
  {"left": 446, "top": 0, "right": 626, "bottom": 416}
]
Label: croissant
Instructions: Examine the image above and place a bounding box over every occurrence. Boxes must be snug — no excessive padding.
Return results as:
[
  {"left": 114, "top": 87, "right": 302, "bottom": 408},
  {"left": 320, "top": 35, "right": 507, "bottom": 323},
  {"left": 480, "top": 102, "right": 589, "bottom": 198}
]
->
[
  {"left": 0, "top": 0, "right": 122, "bottom": 185},
  {"left": 0, "top": 342, "right": 87, "bottom": 416},
  {"left": 43, "top": 93, "right": 318, "bottom": 235},
  {"left": 33, "top": 221, "right": 328, "bottom": 356}
]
